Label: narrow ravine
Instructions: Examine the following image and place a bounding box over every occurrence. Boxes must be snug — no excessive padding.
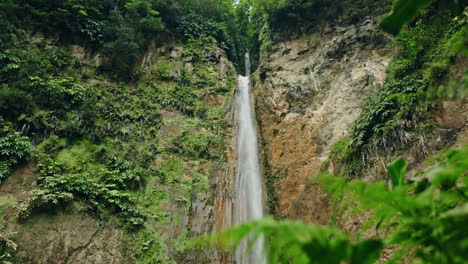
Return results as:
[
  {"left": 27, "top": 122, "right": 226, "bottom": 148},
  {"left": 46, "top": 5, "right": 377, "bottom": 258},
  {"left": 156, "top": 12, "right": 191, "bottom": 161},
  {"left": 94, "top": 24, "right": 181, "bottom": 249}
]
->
[{"left": 234, "top": 53, "right": 266, "bottom": 264}]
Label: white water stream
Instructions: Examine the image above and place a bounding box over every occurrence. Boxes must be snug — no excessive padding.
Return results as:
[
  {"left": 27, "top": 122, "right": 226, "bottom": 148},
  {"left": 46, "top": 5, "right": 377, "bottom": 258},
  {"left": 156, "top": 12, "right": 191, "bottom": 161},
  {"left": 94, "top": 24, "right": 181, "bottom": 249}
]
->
[{"left": 234, "top": 53, "right": 266, "bottom": 264}]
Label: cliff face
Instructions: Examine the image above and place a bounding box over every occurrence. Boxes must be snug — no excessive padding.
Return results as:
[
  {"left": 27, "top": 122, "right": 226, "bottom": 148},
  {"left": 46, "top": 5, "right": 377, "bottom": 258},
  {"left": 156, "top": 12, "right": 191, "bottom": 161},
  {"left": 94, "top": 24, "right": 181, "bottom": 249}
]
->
[
  {"left": 1, "top": 2, "right": 466, "bottom": 263},
  {"left": 254, "top": 8, "right": 392, "bottom": 222},
  {"left": 253, "top": 3, "right": 467, "bottom": 225},
  {"left": 0, "top": 32, "right": 236, "bottom": 264}
]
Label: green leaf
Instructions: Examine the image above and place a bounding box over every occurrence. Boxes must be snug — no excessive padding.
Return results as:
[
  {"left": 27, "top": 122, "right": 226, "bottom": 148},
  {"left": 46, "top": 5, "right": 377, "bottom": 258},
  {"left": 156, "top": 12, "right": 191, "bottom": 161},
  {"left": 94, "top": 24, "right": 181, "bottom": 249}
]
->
[
  {"left": 380, "top": 0, "right": 434, "bottom": 35},
  {"left": 441, "top": 204, "right": 468, "bottom": 218},
  {"left": 387, "top": 157, "right": 408, "bottom": 188},
  {"left": 78, "top": 10, "right": 88, "bottom": 16},
  {"left": 350, "top": 239, "right": 384, "bottom": 264}
]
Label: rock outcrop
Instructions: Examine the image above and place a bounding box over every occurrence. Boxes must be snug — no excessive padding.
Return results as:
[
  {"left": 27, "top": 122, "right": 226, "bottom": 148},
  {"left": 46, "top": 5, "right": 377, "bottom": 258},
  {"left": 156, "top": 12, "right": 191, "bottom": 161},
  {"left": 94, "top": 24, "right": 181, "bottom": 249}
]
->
[{"left": 254, "top": 10, "right": 392, "bottom": 222}]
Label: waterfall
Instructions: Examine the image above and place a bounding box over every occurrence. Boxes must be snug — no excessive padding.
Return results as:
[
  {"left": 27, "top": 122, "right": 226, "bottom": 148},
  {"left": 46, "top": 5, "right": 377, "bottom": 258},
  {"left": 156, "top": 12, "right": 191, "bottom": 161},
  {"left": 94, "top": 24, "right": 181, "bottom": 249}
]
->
[{"left": 234, "top": 53, "right": 266, "bottom": 264}]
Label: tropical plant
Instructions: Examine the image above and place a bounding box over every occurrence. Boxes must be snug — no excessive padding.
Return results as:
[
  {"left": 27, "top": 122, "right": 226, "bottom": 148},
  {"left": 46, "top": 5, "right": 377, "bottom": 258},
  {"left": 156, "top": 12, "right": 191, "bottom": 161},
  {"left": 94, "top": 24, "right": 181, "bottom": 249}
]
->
[
  {"left": 380, "top": 0, "right": 434, "bottom": 35},
  {"left": 201, "top": 217, "right": 383, "bottom": 264},
  {"left": 0, "top": 235, "right": 17, "bottom": 264},
  {"left": 201, "top": 146, "right": 468, "bottom": 264},
  {"left": 0, "top": 119, "right": 32, "bottom": 184},
  {"left": 16, "top": 151, "right": 145, "bottom": 227}
]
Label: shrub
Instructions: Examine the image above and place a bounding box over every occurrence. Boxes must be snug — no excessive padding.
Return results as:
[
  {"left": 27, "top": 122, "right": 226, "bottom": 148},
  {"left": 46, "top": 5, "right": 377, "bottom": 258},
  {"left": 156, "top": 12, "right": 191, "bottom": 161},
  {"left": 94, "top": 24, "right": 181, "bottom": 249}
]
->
[
  {"left": 202, "top": 146, "right": 468, "bottom": 264},
  {"left": 0, "top": 119, "right": 32, "bottom": 183},
  {"left": 177, "top": 13, "right": 223, "bottom": 40},
  {"left": 16, "top": 140, "right": 145, "bottom": 227},
  {"left": 0, "top": 235, "right": 17, "bottom": 264},
  {"left": 319, "top": 146, "right": 468, "bottom": 263},
  {"left": 200, "top": 217, "right": 383, "bottom": 264},
  {"left": 100, "top": 11, "right": 145, "bottom": 80},
  {"left": 0, "top": 86, "right": 33, "bottom": 121},
  {"left": 30, "top": 76, "right": 87, "bottom": 109},
  {"left": 16, "top": 172, "right": 145, "bottom": 227},
  {"left": 153, "top": 62, "right": 175, "bottom": 80}
]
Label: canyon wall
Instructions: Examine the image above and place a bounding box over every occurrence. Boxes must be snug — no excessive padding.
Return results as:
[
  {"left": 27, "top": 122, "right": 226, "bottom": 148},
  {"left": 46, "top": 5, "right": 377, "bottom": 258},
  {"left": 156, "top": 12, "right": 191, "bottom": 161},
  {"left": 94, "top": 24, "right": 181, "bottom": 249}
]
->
[
  {"left": 253, "top": 3, "right": 467, "bottom": 226},
  {"left": 254, "top": 6, "right": 392, "bottom": 222},
  {"left": 0, "top": 33, "right": 237, "bottom": 264}
]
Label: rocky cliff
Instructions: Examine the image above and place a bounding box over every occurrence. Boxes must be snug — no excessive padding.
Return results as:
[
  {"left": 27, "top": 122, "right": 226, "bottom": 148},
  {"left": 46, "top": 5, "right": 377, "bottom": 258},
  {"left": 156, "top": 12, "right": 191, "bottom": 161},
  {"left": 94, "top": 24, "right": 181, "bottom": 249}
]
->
[
  {"left": 254, "top": 6, "right": 392, "bottom": 222},
  {"left": 0, "top": 32, "right": 237, "bottom": 264},
  {"left": 253, "top": 1, "right": 467, "bottom": 228}
]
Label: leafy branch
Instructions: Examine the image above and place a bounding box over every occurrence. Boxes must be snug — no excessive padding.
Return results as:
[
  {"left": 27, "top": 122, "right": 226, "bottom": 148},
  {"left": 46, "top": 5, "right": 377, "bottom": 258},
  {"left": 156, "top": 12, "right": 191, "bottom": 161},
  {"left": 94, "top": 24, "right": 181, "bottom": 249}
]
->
[{"left": 199, "top": 146, "right": 467, "bottom": 263}]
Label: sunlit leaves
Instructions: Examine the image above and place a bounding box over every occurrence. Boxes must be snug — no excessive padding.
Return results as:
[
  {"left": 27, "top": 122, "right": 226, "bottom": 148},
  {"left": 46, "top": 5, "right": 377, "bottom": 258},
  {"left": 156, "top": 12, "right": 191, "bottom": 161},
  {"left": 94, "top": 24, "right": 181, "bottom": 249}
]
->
[
  {"left": 386, "top": 157, "right": 408, "bottom": 188},
  {"left": 198, "top": 217, "right": 383, "bottom": 264},
  {"left": 323, "top": 147, "right": 468, "bottom": 263},
  {"left": 205, "top": 146, "right": 468, "bottom": 263}
]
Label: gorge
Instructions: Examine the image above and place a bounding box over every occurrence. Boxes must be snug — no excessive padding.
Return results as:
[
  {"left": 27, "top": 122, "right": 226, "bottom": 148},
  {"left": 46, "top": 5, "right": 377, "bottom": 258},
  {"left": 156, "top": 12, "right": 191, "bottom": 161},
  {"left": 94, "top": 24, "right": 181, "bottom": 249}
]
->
[{"left": 0, "top": 0, "right": 467, "bottom": 264}]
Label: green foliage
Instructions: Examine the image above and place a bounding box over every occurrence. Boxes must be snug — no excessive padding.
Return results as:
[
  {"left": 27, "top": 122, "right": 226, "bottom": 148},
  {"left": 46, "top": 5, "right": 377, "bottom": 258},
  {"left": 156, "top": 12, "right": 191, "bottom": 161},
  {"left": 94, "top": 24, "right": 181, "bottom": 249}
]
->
[
  {"left": 0, "top": 43, "right": 85, "bottom": 125},
  {"left": 0, "top": 0, "right": 247, "bottom": 76},
  {"left": 331, "top": 4, "right": 468, "bottom": 176},
  {"left": 0, "top": 39, "right": 232, "bottom": 261},
  {"left": 16, "top": 138, "right": 145, "bottom": 227},
  {"left": 318, "top": 146, "right": 468, "bottom": 263},
  {"left": 0, "top": 1, "right": 234, "bottom": 262},
  {"left": 0, "top": 0, "right": 159, "bottom": 80},
  {"left": 17, "top": 172, "right": 145, "bottom": 226},
  {"left": 386, "top": 157, "right": 407, "bottom": 188},
  {"left": 427, "top": 72, "right": 468, "bottom": 100},
  {"left": 157, "top": 82, "right": 206, "bottom": 117},
  {"left": 164, "top": 121, "right": 225, "bottom": 161},
  {"left": 205, "top": 147, "right": 467, "bottom": 264},
  {"left": 252, "top": 0, "right": 330, "bottom": 30},
  {"left": 199, "top": 217, "right": 383, "bottom": 264},
  {"left": 0, "top": 119, "right": 32, "bottom": 184},
  {"left": 0, "top": 235, "right": 17, "bottom": 264},
  {"left": 99, "top": 9, "right": 146, "bottom": 80},
  {"left": 5, "top": 0, "right": 107, "bottom": 42},
  {"left": 154, "top": 62, "right": 175, "bottom": 80},
  {"left": 184, "top": 35, "right": 218, "bottom": 60},
  {"left": 259, "top": 137, "right": 284, "bottom": 215},
  {"left": 124, "top": 228, "right": 176, "bottom": 264},
  {"left": 177, "top": 13, "right": 223, "bottom": 40},
  {"left": 29, "top": 76, "right": 87, "bottom": 109},
  {"left": 380, "top": 0, "right": 433, "bottom": 35}
]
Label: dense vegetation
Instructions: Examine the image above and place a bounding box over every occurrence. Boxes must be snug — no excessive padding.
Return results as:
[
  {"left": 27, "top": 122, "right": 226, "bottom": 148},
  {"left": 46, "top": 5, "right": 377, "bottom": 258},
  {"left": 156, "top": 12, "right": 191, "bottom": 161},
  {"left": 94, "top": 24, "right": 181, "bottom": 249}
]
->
[
  {"left": 0, "top": 0, "right": 246, "bottom": 79},
  {"left": 0, "top": 0, "right": 238, "bottom": 262},
  {"left": 206, "top": 146, "right": 468, "bottom": 263},
  {"left": 0, "top": 0, "right": 466, "bottom": 263}
]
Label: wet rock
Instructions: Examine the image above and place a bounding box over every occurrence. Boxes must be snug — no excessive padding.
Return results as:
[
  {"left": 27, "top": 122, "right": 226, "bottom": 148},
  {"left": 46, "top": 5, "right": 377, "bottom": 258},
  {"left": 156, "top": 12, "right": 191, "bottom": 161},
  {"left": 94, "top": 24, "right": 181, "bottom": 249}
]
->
[
  {"left": 68, "top": 228, "right": 127, "bottom": 264},
  {"left": 259, "top": 64, "right": 272, "bottom": 82},
  {"left": 216, "top": 56, "right": 235, "bottom": 79},
  {"left": 70, "top": 45, "right": 86, "bottom": 60},
  {"left": 286, "top": 81, "right": 311, "bottom": 101},
  {"left": 435, "top": 101, "right": 467, "bottom": 129},
  {"left": 185, "top": 62, "right": 193, "bottom": 73},
  {"left": 170, "top": 47, "right": 184, "bottom": 59},
  {"left": 205, "top": 51, "right": 220, "bottom": 63},
  {"left": 31, "top": 32, "right": 45, "bottom": 44}
]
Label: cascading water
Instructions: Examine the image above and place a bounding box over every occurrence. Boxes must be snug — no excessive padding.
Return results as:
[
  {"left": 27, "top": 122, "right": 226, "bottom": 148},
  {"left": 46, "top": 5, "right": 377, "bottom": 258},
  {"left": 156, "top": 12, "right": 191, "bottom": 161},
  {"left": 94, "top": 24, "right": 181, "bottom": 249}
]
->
[{"left": 234, "top": 53, "right": 266, "bottom": 264}]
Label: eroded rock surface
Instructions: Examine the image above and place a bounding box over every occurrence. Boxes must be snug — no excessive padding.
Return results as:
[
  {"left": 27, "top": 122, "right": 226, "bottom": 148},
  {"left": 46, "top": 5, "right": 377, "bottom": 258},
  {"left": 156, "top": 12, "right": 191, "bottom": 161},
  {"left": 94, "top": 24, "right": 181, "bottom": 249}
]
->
[{"left": 254, "top": 12, "right": 392, "bottom": 223}]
